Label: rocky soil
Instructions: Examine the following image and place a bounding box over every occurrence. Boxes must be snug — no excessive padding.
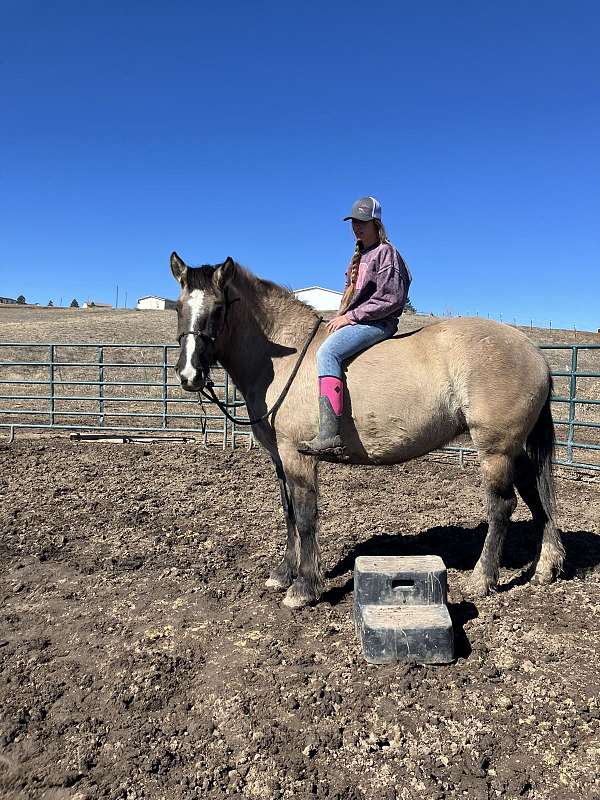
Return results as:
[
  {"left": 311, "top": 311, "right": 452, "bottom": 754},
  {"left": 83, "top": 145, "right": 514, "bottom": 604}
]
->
[{"left": 0, "top": 440, "right": 599, "bottom": 800}]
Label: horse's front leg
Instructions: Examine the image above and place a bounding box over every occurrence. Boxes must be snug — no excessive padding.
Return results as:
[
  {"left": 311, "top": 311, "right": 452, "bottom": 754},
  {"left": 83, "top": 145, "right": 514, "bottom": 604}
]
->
[
  {"left": 265, "top": 456, "right": 299, "bottom": 590},
  {"left": 278, "top": 442, "right": 323, "bottom": 609}
]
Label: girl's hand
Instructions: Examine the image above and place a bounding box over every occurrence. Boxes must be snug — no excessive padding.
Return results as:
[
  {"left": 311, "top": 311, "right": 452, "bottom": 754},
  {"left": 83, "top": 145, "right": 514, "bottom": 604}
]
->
[{"left": 326, "top": 314, "right": 351, "bottom": 332}]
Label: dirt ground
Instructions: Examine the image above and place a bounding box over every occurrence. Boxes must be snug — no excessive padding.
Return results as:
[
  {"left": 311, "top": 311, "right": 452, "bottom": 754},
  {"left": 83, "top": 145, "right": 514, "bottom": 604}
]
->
[{"left": 1, "top": 439, "right": 599, "bottom": 800}]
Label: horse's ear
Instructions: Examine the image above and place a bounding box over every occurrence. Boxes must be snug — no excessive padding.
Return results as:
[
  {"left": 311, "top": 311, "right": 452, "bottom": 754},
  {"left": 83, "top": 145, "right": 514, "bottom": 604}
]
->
[
  {"left": 170, "top": 251, "right": 187, "bottom": 285},
  {"left": 213, "top": 256, "right": 236, "bottom": 293}
]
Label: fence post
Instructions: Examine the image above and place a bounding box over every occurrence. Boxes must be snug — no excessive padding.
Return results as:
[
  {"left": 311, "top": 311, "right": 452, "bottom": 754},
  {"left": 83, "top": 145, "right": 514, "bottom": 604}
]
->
[
  {"left": 162, "top": 345, "right": 168, "bottom": 429},
  {"left": 98, "top": 346, "right": 105, "bottom": 428},
  {"left": 223, "top": 370, "right": 229, "bottom": 449},
  {"left": 49, "top": 344, "right": 55, "bottom": 427},
  {"left": 567, "top": 346, "right": 578, "bottom": 466},
  {"left": 233, "top": 383, "right": 241, "bottom": 449}
]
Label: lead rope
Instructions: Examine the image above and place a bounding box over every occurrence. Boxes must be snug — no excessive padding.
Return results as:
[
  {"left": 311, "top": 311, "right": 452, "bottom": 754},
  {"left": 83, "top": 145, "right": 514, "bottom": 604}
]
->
[{"left": 199, "top": 315, "right": 323, "bottom": 426}]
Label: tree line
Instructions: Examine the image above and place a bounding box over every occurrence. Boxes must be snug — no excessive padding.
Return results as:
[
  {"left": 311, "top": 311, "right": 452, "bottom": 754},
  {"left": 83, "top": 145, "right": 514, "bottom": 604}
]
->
[{"left": 16, "top": 296, "right": 80, "bottom": 307}]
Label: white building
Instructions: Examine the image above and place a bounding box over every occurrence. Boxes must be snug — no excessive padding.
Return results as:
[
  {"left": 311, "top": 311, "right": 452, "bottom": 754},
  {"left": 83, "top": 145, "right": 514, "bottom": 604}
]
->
[
  {"left": 137, "top": 296, "right": 177, "bottom": 311},
  {"left": 293, "top": 286, "right": 343, "bottom": 312}
]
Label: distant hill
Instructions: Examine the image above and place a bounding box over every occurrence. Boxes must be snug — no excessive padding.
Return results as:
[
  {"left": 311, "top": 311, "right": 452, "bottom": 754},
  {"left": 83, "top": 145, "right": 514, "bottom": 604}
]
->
[{"left": 0, "top": 303, "right": 598, "bottom": 347}]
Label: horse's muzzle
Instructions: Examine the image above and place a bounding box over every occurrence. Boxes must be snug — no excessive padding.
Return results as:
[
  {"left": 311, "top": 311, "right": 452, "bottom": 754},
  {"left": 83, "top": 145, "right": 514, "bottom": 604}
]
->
[
  {"left": 175, "top": 333, "right": 214, "bottom": 393},
  {"left": 177, "top": 371, "right": 205, "bottom": 393}
]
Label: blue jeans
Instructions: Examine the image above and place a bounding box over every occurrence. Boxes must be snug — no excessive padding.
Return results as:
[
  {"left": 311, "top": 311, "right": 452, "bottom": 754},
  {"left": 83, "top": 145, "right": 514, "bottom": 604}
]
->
[{"left": 317, "top": 320, "right": 394, "bottom": 379}]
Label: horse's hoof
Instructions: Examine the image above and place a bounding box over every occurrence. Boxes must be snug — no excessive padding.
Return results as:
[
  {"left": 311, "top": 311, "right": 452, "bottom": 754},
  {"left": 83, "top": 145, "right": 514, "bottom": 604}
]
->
[
  {"left": 282, "top": 593, "right": 309, "bottom": 609},
  {"left": 265, "top": 575, "right": 290, "bottom": 590},
  {"left": 468, "top": 569, "right": 497, "bottom": 598},
  {"left": 282, "top": 578, "right": 321, "bottom": 609},
  {"left": 265, "top": 563, "right": 294, "bottom": 591},
  {"left": 531, "top": 568, "right": 557, "bottom": 586},
  {"left": 532, "top": 542, "right": 564, "bottom": 585}
]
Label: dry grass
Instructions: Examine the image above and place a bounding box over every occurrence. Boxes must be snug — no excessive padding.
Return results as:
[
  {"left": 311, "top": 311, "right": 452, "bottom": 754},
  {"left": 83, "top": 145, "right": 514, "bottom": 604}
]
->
[
  {"left": 0, "top": 304, "right": 177, "bottom": 344},
  {"left": 2, "top": 303, "right": 598, "bottom": 348},
  {"left": 0, "top": 306, "right": 233, "bottom": 442}
]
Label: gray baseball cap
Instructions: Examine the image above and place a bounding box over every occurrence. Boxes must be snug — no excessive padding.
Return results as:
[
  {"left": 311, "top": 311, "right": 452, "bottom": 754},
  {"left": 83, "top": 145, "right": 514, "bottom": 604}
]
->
[{"left": 343, "top": 196, "right": 382, "bottom": 222}]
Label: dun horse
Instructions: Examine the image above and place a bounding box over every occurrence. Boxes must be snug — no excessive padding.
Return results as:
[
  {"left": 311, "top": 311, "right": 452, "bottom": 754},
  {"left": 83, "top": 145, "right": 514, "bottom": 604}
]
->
[{"left": 170, "top": 252, "right": 564, "bottom": 609}]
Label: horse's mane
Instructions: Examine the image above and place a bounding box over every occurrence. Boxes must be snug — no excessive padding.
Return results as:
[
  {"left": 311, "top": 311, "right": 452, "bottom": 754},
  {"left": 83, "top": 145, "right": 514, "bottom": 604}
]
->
[{"left": 188, "top": 260, "right": 319, "bottom": 320}]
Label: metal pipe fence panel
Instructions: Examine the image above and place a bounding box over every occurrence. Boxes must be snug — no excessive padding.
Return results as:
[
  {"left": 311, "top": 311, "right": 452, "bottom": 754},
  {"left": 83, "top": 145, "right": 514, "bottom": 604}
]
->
[
  {"left": 0, "top": 341, "right": 598, "bottom": 470},
  {"left": 0, "top": 342, "right": 252, "bottom": 448},
  {"left": 441, "top": 344, "right": 600, "bottom": 471}
]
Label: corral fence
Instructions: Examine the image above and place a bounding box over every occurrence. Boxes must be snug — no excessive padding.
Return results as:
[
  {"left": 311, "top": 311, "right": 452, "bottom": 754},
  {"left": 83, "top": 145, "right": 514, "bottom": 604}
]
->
[
  {"left": 0, "top": 342, "right": 253, "bottom": 449},
  {"left": 0, "top": 341, "right": 599, "bottom": 472}
]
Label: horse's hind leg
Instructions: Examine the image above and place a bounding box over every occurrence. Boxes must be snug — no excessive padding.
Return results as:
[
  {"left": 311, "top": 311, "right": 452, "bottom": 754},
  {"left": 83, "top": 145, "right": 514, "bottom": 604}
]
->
[
  {"left": 277, "top": 442, "right": 323, "bottom": 609},
  {"left": 470, "top": 452, "right": 518, "bottom": 596},
  {"left": 265, "top": 457, "right": 299, "bottom": 590},
  {"left": 514, "top": 451, "right": 564, "bottom": 584}
]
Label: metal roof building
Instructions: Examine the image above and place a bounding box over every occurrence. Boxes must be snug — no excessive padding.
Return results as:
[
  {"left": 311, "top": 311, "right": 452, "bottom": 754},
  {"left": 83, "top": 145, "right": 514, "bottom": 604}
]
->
[
  {"left": 293, "top": 286, "right": 343, "bottom": 312},
  {"left": 136, "top": 296, "right": 177, "bottom": 311}
]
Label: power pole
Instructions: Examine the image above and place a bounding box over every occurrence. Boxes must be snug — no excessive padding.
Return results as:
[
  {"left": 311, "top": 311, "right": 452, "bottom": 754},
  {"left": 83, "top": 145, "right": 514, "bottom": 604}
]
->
[
  {"left": 124, "top": 291, "right": 128, "bottom": 309},
  {"left": 115, "top": 285, "right": 119, "bottom": 309}
]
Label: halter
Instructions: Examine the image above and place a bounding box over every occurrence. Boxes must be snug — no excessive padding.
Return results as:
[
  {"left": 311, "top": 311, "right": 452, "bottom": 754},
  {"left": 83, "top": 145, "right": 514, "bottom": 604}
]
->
[
  {"left": 176, "top": 287, "right": 323, "bottom": 426},
  {"left": 177, "top": 290, "right": 239, "bottom": 346},
  {"left": 177, "top": 329, "right": 216, "bottom": 346}
]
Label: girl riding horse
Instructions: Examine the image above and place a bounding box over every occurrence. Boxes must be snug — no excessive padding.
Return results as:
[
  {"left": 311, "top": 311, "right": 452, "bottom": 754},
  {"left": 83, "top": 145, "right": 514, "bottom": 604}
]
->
[{"left": 298, "top": 196, "right": 411, "bottom": 458}]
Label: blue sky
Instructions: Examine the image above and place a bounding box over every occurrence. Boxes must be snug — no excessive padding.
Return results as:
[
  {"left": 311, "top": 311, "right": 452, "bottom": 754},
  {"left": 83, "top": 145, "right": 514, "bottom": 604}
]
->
[{"left": 1, "top": 0, "right": 599, "bottom": 330}]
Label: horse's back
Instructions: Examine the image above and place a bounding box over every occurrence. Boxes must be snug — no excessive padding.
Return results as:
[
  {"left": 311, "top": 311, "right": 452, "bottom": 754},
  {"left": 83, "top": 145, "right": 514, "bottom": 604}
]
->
[
  {"left": 343, "top": 317, "right": 550, "bottom": 462},
  {"left": 348, "top": 316, "right": 547, "bottom": 389}
]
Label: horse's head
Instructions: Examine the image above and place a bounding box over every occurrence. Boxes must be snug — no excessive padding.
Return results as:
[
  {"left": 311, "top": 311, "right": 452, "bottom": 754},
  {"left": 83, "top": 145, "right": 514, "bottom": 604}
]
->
[{"left": 170, "top": 251, "right": 236, "bottom": 392}]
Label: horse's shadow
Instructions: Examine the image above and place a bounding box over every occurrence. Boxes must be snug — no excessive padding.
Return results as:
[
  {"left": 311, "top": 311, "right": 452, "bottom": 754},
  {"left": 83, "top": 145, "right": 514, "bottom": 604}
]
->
[{"left": 322, "top": 521, "right": 600, "bottom": 659}]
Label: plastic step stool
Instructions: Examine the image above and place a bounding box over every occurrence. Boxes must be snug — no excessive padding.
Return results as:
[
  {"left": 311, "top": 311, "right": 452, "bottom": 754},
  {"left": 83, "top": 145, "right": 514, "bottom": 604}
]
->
[{"left": 354, "top": 555, "right": 454, "bottom": 664}]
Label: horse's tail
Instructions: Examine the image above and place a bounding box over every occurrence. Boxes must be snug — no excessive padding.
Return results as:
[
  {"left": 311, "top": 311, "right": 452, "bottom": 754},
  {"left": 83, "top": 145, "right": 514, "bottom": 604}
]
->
[{"left": 525, "top": 376, "right": 556, "bottom": 521}]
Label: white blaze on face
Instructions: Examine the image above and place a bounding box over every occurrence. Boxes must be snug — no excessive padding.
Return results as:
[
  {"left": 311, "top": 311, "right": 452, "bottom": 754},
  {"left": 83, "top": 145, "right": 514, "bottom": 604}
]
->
[{"left": 179, "top": 290, "right": 206, "bottom": 383}]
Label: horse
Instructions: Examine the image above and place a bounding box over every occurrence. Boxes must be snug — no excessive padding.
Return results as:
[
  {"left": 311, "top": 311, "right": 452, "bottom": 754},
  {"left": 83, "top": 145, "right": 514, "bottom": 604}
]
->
[{"left": 169, "top": 252, "right": 564, "bottom": 609}]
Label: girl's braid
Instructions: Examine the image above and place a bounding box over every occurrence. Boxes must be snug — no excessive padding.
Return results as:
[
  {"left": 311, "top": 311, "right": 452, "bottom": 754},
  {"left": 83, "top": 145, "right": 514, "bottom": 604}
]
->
[
  {"left": 339, "top": 240, "right": 363, "bottom": 314},
  {"left": 338, "top": 221, "right": 390, "bottom": 315}
]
